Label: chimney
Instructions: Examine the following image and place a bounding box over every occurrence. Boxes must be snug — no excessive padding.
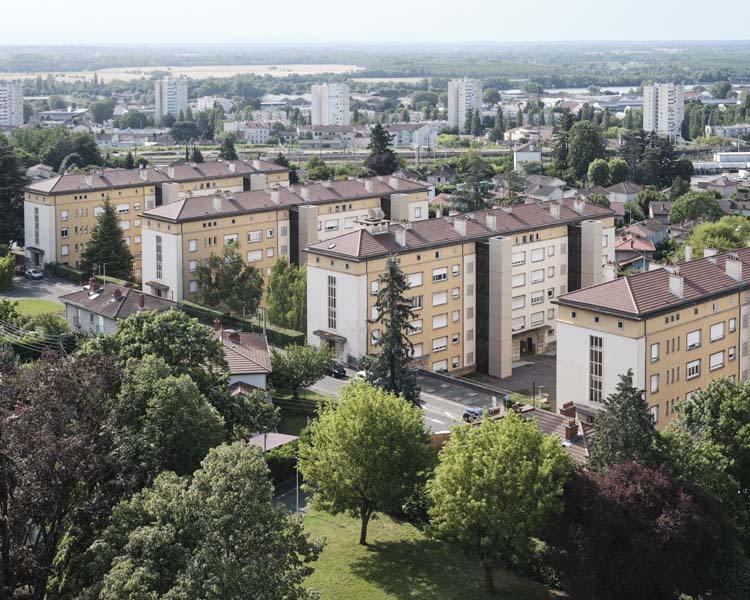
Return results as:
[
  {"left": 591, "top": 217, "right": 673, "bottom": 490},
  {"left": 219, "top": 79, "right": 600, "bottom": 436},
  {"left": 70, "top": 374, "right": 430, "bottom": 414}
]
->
[
  {"left": 167, "top": 166, "right": 175, "bottom": 179},
  {"left": 435, "top": 207, "right": 442, "bottom": 218},
  {"left": 453, "top": 218, "right": 467, "bottom": 237},
  {"left": 138, "top": 293, "right": 145, "bottom": 309},
  {"left": 365, "top": 178, "right": 373, "bottom": 193},
  {"left": 113, "top": 288, "right": 122, "bottom": 300},
  {"left": 213, "top": 196, "right": 222, "bottom": 211},
  {"left": 228, "top": 161, "right": 236, "bottom": 174},
  {"left": 300, "top": 185, "right": 309, "bottom": 200},
  {"left": 726, "top": 254, "right": 743, "bottom": 282},
  {"left": 684, "top": 244, "right": 693, "bottom": 262},
  {"left": 227, "top": 329, "right": 241, "bottom": 343},
  {"left": 84, "top": 174, "right": 92, "bottom": 187},
  {"left": 603, "top": 262, "right": 616, "bottom": 282},
  {"left": 485, "top": 214, "right": 497, "bottom": 231},
  {"left": 704, "top": 247, "right": 718, "bottom": 258},
  {"left": 549, "top": 201, "right": 561, "bottom": 219},
  {"left": 271, "top": 189, "right": 280, "bottom": 205},
  {"left": 88, "top": 277, "right": 96, "bottom": 289},
  {"left": 395, "top": 227, "right": 407, "bottom": 248},
  {"left": 213, "top": 319, "right": 221, "bottom": 332},
  {"left": 573, "top": 198, "right": 585, "bottom": 214},
  {"left": 560, "top": 402, "right": 577, "bottom": 419},
  {"left": 564, "top": 420, "right": 579, "bottom": 441},
  {"left": 139, "top": 168, "right": 147, "bottom": 182},
  {"left": 388, "top": 176, "right": 399, "bottom": 190},
  {"left": 669, "top": 268, "right": 684, "bottom": 298},
  {"left": 252, "top": 159, "right": 261, "bottom": 170}
]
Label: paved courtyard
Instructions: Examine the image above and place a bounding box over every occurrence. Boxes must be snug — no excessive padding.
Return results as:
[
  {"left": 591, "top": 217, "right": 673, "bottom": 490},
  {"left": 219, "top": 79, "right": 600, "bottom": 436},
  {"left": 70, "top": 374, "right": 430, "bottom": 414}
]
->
[{"left": 0, "top": 275, "right": 80, "bottom": 303}]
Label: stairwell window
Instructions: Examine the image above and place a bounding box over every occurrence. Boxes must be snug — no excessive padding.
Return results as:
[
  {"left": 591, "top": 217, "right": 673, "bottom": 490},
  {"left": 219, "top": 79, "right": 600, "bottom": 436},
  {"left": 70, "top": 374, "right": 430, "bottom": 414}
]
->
[
  {"left": 589, "top": 335, "right": 603, "bottom": 404},
  {"left": 327, "top": 276, "right": 337, "bottom": 330}
]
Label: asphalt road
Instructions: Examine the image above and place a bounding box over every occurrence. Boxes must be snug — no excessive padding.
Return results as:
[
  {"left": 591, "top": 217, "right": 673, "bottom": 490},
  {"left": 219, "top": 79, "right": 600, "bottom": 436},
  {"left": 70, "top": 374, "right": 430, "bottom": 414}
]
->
[
  {"left": 0, "top": 275, "right": 80, "bottom": 302},
  {"left": 310, "top": 368, "right": 502, "bottom": 432}
]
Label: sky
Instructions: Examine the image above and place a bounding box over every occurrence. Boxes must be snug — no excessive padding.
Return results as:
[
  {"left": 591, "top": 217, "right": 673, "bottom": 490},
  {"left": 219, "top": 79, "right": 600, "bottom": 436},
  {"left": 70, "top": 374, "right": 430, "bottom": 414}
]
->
[{"left": 2, "top": 0, "right": 749, "bottom": 45}]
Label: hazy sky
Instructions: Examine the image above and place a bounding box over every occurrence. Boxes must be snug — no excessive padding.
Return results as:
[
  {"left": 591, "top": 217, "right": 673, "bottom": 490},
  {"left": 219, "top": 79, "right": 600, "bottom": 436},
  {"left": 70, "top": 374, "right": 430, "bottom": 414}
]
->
[{"left": 2, "top": 0, "right": 749, "bottom": 44}]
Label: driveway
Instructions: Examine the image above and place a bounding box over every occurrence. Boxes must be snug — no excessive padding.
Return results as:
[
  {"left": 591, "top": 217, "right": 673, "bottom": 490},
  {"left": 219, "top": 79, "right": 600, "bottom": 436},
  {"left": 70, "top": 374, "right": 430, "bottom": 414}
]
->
[{"left": 0, "top": 276, "right": 80, "bottom": 303}]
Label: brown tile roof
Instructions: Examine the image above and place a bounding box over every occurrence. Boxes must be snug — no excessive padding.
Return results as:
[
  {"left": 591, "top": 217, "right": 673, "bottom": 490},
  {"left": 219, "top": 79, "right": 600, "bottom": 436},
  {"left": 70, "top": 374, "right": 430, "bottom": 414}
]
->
[
  {"left": 59, "top": 283, "right": 177, "bottom": 320},
  {"left": 557, "top": 246, "right": 750, "bottom": 317},
  {"left": 605, "top": 181, "right": 642, "bottom": 195},
  {"left": 615, "top": 236, "right": 656, "bottom": 253},
  {"left": 216, "top": 330, "right": 271, "bottom": 375}
]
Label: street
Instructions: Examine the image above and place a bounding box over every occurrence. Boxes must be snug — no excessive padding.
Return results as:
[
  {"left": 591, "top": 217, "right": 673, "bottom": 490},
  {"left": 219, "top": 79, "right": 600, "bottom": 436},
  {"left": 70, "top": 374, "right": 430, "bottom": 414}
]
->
[
  {"left": 0, "top": 275, "right": 80, "bottom": 302},
  {"left": 310, "top": 368, "right": 501, "bottom": 432}
]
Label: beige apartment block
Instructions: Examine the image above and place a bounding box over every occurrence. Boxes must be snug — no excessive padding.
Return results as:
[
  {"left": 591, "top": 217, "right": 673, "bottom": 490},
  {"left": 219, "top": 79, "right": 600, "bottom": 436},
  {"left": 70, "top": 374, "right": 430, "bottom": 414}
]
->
[
  {"left": 305, "top": 199, "right": 614, "bottom": 376},
  {"left": 555, "top": 247, "right": 749, "bottom": 429},
  {"left": 23, "top": 159, "right": 290, "bottom": 278}
]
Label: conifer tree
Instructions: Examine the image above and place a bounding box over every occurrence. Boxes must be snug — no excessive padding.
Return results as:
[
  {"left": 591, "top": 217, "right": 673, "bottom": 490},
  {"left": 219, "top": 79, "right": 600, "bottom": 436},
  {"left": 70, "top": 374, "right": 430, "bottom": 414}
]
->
[
  {"left": 80, "top": 197, "right": 134, "bottom": 279},
  {"left": 364, "top": 123, "right": 399, "bottom": 175}
]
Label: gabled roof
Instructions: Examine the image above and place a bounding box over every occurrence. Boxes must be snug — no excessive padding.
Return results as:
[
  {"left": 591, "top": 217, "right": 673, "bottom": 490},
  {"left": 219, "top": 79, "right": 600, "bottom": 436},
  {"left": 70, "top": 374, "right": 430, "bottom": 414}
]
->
[
  {"left": 605, "top": 181, "right": 643, "bottom": 195},
  {"left": 59, "top": 283, "right": 176, "bottom": 320},
  {"left": 649, "top": 201, "right": 673, "bottom": 215},
  {"left": 615, "top": 236, "right": 657, "bottom": 253},
  {"left": 216, "top": 330, "right": 272, "bottom": 375}
]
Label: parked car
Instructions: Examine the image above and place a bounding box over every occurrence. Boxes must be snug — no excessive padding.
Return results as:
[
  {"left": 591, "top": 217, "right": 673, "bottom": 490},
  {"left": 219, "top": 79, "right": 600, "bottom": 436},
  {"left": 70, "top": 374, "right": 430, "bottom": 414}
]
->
[
  {"left": 24, "top": 268, "right": 44, "bottom": 280},
  {"left": 354, "top": 370, "right": 368, "bottom": 382},
  {"left": 328, "top": 361, "right": 347, "bottom": 379},
  {"left": 462, "top": 406, "right": 484, "bottom": 422}
]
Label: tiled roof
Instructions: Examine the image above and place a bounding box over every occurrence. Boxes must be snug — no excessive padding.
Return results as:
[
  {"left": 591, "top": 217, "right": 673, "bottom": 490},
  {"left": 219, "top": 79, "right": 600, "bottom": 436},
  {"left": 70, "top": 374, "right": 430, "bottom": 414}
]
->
[
  {"left": 649, "top": 201, "right": 673, "bottom": 215},
  {"left": 615, "top": 236, "right": 656, "bottom": 253},
  {"left": 216, "top": 330, "right": 271, "bottom": 375},
  {"left": 557, "top": 246, "right": 750, "bottom": 317},
  {"left": 605, "top": 181, "right": 642, "bottom": 194},
  {"left": 59, "top": 283, "right": 176, "bottom": 320},
  {"left": 24, "top": 159, "right": 287, "bottom": 195}
]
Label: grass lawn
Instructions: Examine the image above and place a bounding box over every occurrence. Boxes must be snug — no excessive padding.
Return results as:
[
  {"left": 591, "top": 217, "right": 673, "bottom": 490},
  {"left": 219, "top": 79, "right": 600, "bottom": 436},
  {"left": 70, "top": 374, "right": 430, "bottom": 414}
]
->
[
  {"left": 274, "top": 388, "right": 334, "bottom": 436},
  {"left": 303, "top": 512, "right": 561, "bottom": 600},
  {"left": 13, "top": 299, "right": 64, "bottom": 318}
]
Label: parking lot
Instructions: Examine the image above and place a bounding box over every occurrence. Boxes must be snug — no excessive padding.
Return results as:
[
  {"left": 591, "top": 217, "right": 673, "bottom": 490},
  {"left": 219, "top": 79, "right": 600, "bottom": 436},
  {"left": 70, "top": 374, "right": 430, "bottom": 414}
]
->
[{"left": 0, "top": 275, "right": 80, "bottom": 303}]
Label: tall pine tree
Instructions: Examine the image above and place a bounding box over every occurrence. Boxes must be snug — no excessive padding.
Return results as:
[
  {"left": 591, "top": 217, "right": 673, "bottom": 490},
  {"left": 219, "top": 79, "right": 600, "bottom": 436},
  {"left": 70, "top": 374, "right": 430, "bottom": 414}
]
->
[
  {"left": 366, "top": 256, "right": 420, "bottom": 405},
  {"left": 80, "top": 197, "right": 134, "bottom": 279},
  {"left": 0, "top": 135, "right": 27, "bottom": 246},
  {"left": 365, "top": 123, "right": 399, "bottom": 175}
]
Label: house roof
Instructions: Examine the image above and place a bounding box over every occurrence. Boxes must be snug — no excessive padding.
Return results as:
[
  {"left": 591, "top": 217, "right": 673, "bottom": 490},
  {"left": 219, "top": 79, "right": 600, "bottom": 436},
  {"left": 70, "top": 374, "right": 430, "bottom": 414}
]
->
[
  {"left": 649, "top": 201, "right": 673, "bottom": 215},
  {"left": 526, "top": 174, "right": 566, "bottom": 188},
  {"left": 59, "top": 283, "right": 176, "bottom": 320},
  {"left": 24, "top": 159, "right": 287, "bottom": 195},
  {"left": 622, "top": 219, "right": 667, "bottom": 238},
  {"left": 515, "top": 143, "right": 541, "bottom": 153},
  {"left": 216, "top": 329, "right": 272, "bottom": 376},
  {"left": 615, "top": 236, "right": 657, "bottom": 253},
  {"left": 557, "top": 246, "right": 750, "bottom": 318},
  {"left": 605, "top": 181, "right": 643, "bottom": 195}
]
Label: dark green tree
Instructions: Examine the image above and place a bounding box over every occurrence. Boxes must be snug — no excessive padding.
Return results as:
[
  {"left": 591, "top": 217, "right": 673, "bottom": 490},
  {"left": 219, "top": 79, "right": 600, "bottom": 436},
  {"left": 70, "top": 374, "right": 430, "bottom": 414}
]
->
[
  {"left": 266, "top": 256, "right": 306, "bottom": 332},
  {"left": 219, "top": 134, "right": 239, "bottom": 160},
  {"left": 365, "top": 123, "right": 399, "bottom": 175},
  {"left": 305, "top": 155, "right": 332, "bottom": 180},
  {"left": 0, "top": 135, "right": 27, "bottom": 246},
  {"left": 590, "top": 369, "right": 658, "bottom": 471},
  {"left": 608, "top": 158, "right": 629, "bottom": 184},
  {"left": 471, "top": 108, "right": 482, "bottom": 137},
  {"left": 669, "top": 191, "right": 723, "bottom": 224},
  {"left": 366, "top": 256, "right": 420, "bottom": 404},
  {"left": 80, "top": 197, "right": 134, "bottom": 279},
  {"left": 567, "top": 121, "right": 606, "bottom": 179},
  {"left": 124, "top": 150, "right": 134, "bottom": 169},
  {"left": 449, "top": 152, "right": 495, "bottom": 213},
  {"left": 191, "top": 146, "right": 204, "bottom": 163},
  {"left": 587, "top": 159, "right": 610, "bottom": 186},
  {"left": 272, "top": 152, "right": 299, "bottom": 184}
]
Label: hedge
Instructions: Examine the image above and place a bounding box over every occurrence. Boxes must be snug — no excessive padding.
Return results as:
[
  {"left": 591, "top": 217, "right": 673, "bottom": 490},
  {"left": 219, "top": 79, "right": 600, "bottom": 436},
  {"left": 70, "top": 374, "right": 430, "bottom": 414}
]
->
[
  {"left": 45, "top": 262, "right": 87, "bottom": 284},
  {"left": 95, "top": 274, "right": 131, "bottom": 287},
  {"left": 179, "top": 301, "right": 305, "bottom": 349},
  {"left": 0, "top": 254, "right": 14, "bottom": 291}
]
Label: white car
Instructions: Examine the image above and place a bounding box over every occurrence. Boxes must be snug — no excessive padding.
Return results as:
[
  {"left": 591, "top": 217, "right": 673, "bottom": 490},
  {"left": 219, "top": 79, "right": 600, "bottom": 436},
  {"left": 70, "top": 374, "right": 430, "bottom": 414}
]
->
[
  {"left": 354, "top": 370, "right": 368, "bottom": 381},
  {"left": 24, "top": 268, "right": 44, "bottom": 280}
]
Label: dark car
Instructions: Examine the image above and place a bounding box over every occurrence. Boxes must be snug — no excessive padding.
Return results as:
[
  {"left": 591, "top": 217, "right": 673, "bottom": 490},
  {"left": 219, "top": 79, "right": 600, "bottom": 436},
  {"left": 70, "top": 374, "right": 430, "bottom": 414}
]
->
[
  {"left": 462, "top": 406, "right": 484, "bottom": 422},
  {"left": 328, "top": 361, "right": 347, "bottom": 379}
]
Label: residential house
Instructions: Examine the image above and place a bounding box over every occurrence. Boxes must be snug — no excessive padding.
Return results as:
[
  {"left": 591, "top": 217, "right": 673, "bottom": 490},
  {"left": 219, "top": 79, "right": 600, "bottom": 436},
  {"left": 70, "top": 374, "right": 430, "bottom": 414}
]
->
[
  {"left": 213, "top": 321, "right": 272, "bottom": 391},
  {"left": 605, "top": 181, "right": 642, "bottom": 203},
  {"left": 513, "top": 142, "right": 542, "bottom": 172}
]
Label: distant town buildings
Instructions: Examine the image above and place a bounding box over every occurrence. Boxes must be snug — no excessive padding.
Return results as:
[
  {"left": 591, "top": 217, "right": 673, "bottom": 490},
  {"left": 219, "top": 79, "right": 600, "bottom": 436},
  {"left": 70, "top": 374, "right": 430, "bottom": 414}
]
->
[
  {"left": 154, "top": 78, "right": 189, "bottom": 123},
  {"left": 310, "top": 83, "right": 350, "bottom": 126},
  {"left": 643, "top": 83, "right": 684, "bottom": 140},
  {"left": 447, "top": 78, "right": 482, "bottom": 133},
  {"left": 0, "top": 81, "right": 24, "bottom": 129}
]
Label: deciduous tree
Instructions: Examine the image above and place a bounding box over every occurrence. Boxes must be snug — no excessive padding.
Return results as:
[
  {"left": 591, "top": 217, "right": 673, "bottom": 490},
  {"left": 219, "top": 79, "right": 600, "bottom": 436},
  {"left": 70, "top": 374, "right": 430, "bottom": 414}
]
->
[
  {"left": 270, "top": 344, "right": 332, "bottom": 399},
  {"left": 266, "top": 256, "right": 306, "bottom": 332},
  {"left": 669, "top": 191, "right": 723, "bottom": 224},
  {"left": 587, "top": 158, "right": 610, "bottom": 186},
  {"left": 567, "top": 120, "right": 605, "bottom": 179},
  {"left": 196, "top": 241, "right": 264, "bottom": 315}
]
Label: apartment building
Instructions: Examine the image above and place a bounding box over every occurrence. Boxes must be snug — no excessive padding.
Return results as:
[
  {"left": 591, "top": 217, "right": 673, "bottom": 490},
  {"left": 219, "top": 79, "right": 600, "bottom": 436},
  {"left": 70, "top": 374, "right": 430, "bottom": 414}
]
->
[
  {"left": 555, "top": 247, "right": 750, "bottom": 429},
  {"left": 310, "top": 83, "right": 350, "bottom": 127},
  {"left": 385, "top": 123, "right": 438, "bottom": 149},
  {"left": 139, "top": 176, "right": 430, "bottom": 301},
  {"left": 0, "top": 81, "right": 24, "bottom": 129},
  {"left": 447, "top": 78, "right": 482, "bottom": 133},
  {"left": 643, "top": 83, "right": 684, "bottom": 141},
  {"left": 154, "top": 78, "right": 189, "bottom": 123},
  {"left": 23, "top": 159, "right": 289, "bottom": 277},
  {"left": 305, "top": 199, "right": 614, "bottom": 376}
]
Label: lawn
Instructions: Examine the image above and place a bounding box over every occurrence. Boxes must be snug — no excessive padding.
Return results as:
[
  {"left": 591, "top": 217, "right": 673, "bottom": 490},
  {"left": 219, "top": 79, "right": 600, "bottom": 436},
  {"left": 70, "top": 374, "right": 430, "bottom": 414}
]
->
[
  {"left": 13, "top": 299, "right": 64, "bottom": 318},
  {"left": 274, "top": 388, "right": 334, "bottom": 436},
  {"left": 303, "top": 512, "right": 561, "bottom": 600}
]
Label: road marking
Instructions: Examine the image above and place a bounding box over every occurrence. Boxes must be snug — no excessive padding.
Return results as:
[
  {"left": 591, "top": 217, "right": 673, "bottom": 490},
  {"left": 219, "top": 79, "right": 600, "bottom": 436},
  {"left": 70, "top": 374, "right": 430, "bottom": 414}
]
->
[{"left": 428, "top": 418, "right": 446, "bottom": 425}]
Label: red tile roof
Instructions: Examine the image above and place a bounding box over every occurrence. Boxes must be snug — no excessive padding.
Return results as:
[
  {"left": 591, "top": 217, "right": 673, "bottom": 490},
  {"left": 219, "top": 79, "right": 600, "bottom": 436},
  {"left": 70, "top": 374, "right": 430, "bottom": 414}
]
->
[{"left": 216, "top": 330, "right": 272, "bottom": 375}]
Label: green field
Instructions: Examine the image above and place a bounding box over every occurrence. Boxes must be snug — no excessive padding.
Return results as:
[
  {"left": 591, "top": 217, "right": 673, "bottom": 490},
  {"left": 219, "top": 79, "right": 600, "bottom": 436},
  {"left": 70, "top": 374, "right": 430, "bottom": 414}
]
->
[
  {"left": 303, "top": 512, "right": 560, "bottom": 600},
  {"left": 13, "top": 299, "right": 64, "bottom": 318}
]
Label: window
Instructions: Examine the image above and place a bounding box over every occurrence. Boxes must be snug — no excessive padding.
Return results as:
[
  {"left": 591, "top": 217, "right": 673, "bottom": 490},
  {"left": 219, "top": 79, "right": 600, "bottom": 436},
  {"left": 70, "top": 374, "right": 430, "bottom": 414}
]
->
[
  {"left": 327, "top": 276, "right": 337, "bottom": 329},
  {"left": 156, "top": 235, "right": 163, "bottom": 279},
  {"left": 602, "top": 234, "right": 609, "bottom": 248},
  {"left": 452, "top": 356, "right": 460, "bottom": 368},
  {"left": 547, "top": 245, "right": 555, "bottom": 257},
  {"left": 547, "top": 288, "right": 555, "bottom": 299},
  {"left": 189, "top": 259, "right": 198, "bottom": 272},
  {"left": 512, "top": 273, "right": 526, "bottom": 288},
  {"left": 371, "top": 329, "right": 381, "bottom": 345},
  {"left": 687, "top": 359, "right": 701, "bottom": 380},
  {"left": 617, "top": 321, "right": 624, "bottom": 329},
  {"left": 247, "top": 250, "right": 262, "bottom": 262},
  {"left": 433, "top": 291, "right": 448, "bottom": 306},
  {"left": 452, "top": 310, "right": 460, "bottom": 322},
  {"left": 120, "top": 220, "right": 130, "bottom": 230},
  {"left": 61, "top": 244, "right": 69, "bottom": 256},
  {"left": 650, "top": 405, "right": 659, "bottom": 424},
  {"left": 344, "top": 216, "right": 356, "bottom": 229},
  {"left": 188, "top": 280, "right": 198, "bottom": 293},
  {"left": 531, "top": 248, "right": 544, "bottom": 262},
  {"left": 60, "top": 210, "right": 69, "bottom": 221},
  {"left": 134, "top": 235, "right": 141, "bottom": 244},
  {"left": 266, "top": 248, "right": 275, "bottom": 258},
  {"left": 432, "top": 360, "right": 448, "bottom": 372},
  {"left": 94, "top": 206, "right": 104, "bottom": 217},
  {"left": 589, "top": 335, "right": 603, "bottom": 403},
  {"left": 432, "top": 313, "right": 448, "bottom": 329},
  {"left": 224, "top": 233, "right": 239, "bottom": 246},
  {"left": 511, "top": 251, "right": 526, "bottom": 266},
  {"left": 531, "top": 311, "right": 544, "bottom": 326},
  {"left": 547, "top": 266, "right": 555, "bottom": 277},
  {"left": 452, "top": 287, "right": 460, "bottom": 299},
  {"left": 408, "top": 272, "right": 423, "bottom": 288},
  {"left": 267, "top": 228, "right": 274, "bottom": 238},
  {"left": 116, "top": 204, "right": 130, "bottom": 214},
  {"left": 412, "top": 343, "right": 423, "bottom": 358},
  {"left": 512, "top": 316, "right": 526, "bottom": 331},
  {"left": 432, "top": 267, "right": 448, "bottom": 282},
  {"left": 651, "top": 343, "right": 660, "bottom": 362},
  {"left": 415, "top": 207, "right": 422, "bottom": 219},
  {"left": 531, "top": 290, "right": 544, "bottom": 305},
  {"left": 710, "top": 322, "right": 725, "bottom": 342},
  {"left": 687, "top": 330, "right": 701, "bottom": 350},
  {"left": 710, "top": 351, "right": 725, "bottom": 371},
  {"left": 410, "top": 295, "right": 424, "bottom": 311},
  {"left": 432, "top": 337, "right": 448, "bottom": 352},
  {"left": 452, "top": 264, "right": 460, "bottom": 276},
  {"left": 248, "top": 230, "right": 262, "bottom": 243},
  {"left": 512, "top": 295, "right": 526, "bottom": 310},
  {"left": 324, "top": 219, "right": 339, "bottom": 232},
  {"left": 410, "top": 319, "right": 423, "bottom": 334},
  {"left": 730, "top": 318, "right": 737, "bottom": 333},
  {"left": 650, "top": 374, "right": 660, "bottom": 393},
  {"left": 452, "top": 333, "right": 460, "bottom": 344},
  {"left": 547, "top": 307, "right": 555, "bottom": 320},
  {"left": 188, "top": 239, "right": 198, "bottom": 252},
  {"left": 729, "top": 346, "right": 737, "bottom": 361},
  {"left": 531, "top": 269, "right": 545, "bottom": 283},
  {"left": 60, "top": 227, "right": 69, "bottom": 238},
  {"left": 371, "top": 280, "right": 379, "bottom": 295}
]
